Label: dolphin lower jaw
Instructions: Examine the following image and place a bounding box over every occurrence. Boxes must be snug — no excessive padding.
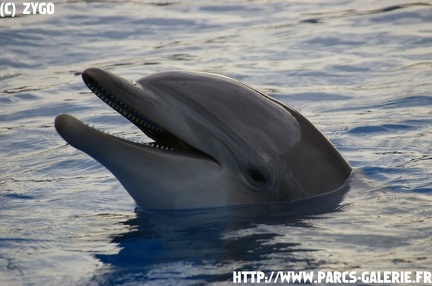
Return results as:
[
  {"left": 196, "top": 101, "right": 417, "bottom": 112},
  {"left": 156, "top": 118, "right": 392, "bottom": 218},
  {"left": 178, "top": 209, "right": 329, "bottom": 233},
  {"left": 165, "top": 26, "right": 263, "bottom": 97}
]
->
[{"left": 55, "top": 114, "right": 230, "bottom": 209}]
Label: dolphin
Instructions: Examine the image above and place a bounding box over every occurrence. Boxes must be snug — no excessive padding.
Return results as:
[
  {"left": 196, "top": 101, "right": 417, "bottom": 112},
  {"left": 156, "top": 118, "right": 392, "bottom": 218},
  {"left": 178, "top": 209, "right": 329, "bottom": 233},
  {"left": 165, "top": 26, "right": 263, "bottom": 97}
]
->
[{"left": 55, "top": 68, "right": 351, "bottom": 210}]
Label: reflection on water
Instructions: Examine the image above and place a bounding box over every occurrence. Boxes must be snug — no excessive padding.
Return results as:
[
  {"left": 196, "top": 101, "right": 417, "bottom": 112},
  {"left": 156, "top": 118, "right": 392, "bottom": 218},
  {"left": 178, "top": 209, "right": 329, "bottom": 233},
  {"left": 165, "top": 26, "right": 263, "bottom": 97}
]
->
[
  {"left": 91, "top": 182, "right": 349, "bottom": 284},
  {"left": 1, "top": 0, "right": 432, "bottom": 285}
]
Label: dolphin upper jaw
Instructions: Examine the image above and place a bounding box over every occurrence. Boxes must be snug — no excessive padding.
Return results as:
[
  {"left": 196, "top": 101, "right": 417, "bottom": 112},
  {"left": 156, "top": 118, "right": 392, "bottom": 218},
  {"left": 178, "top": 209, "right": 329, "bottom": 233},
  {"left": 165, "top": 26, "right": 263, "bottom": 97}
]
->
[{"left": 79, "top": 68, "right": 216, "bottom": 158}]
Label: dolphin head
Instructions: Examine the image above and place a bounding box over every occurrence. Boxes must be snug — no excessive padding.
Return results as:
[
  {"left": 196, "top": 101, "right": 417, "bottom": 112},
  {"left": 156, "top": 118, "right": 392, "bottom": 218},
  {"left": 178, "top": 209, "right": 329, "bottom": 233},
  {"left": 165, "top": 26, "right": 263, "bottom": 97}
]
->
[{"left": 55, "top": 68, "right": 351, "bottom": 209}]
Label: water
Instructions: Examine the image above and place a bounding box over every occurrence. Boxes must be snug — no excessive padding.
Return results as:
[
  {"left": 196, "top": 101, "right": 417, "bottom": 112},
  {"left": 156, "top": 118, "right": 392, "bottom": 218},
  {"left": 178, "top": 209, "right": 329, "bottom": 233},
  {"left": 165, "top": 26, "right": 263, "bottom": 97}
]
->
[{"left": 1, "top": 0, "right": 431, "bottom": 285}]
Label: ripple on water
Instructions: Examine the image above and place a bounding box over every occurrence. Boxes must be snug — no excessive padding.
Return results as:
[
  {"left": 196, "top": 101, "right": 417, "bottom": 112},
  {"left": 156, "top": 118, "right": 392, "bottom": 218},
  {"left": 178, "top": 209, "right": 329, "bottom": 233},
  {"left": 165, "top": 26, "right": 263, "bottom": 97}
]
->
[{"left": 0, "top": 0, "right": 432, "bottom": 285}]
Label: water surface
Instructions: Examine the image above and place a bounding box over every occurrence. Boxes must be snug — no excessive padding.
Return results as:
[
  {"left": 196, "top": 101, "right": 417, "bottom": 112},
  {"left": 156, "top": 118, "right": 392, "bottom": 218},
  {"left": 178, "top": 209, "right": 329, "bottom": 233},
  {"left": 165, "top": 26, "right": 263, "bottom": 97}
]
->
[{"left": 1, "top": 1, "right": 432, "bottom": 285}]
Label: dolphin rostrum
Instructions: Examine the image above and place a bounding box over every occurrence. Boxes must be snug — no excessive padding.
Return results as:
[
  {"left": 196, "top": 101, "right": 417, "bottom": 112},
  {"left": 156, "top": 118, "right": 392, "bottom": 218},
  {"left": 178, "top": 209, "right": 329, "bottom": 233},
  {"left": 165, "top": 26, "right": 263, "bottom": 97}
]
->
[{"left": 55, "top": 68, "right": 352, "bottom": 209}]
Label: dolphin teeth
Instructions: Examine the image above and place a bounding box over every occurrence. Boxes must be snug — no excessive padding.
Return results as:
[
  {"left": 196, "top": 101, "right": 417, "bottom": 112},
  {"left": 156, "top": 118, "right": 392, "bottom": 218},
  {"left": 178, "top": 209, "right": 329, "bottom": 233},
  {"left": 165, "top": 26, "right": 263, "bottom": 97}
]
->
[{"left": 86, "top": 79, "right": 193, "bottom": 154}]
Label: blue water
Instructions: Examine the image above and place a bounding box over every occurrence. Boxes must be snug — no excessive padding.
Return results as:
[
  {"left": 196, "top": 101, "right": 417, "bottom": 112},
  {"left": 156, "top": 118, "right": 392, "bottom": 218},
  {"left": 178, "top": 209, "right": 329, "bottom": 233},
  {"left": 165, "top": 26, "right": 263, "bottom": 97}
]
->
[{"left": 1, "top": 1, "right": 432, "bottom": 285}]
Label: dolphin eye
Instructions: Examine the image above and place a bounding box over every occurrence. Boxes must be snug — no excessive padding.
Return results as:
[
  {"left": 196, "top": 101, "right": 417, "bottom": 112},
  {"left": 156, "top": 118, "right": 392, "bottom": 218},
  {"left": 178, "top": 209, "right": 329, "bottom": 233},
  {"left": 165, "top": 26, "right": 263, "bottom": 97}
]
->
[{"left": 248, "top": 169, "right": 267, "bottom": 183}]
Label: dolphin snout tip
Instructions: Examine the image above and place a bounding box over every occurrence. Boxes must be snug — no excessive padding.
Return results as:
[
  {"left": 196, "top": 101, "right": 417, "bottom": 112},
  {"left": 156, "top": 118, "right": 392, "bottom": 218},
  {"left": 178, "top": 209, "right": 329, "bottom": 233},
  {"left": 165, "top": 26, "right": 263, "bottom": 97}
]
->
[
  {"left": 54, "top": 113, "right": 83, "bottom": 142},
  {"left": 54, "top": 113, "right": 70, "bottom": 133},
  {"left": 81, "top": 67, "right": 110, "bottom": 82}
]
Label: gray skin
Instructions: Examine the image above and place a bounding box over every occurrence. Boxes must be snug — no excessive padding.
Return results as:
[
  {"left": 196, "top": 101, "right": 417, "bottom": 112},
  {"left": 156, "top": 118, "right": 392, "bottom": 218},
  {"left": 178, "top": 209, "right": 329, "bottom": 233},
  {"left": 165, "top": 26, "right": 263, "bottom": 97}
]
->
[{"left": 55, "top": 68, "right": 351, "bottom": 210}]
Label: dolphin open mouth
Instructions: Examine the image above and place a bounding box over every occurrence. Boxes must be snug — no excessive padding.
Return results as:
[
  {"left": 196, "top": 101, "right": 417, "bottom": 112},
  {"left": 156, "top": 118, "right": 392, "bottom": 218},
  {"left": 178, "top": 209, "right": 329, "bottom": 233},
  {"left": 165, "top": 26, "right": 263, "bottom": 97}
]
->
[{"left": 80, "top": 70, "right": 211, "bottom": 159}]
